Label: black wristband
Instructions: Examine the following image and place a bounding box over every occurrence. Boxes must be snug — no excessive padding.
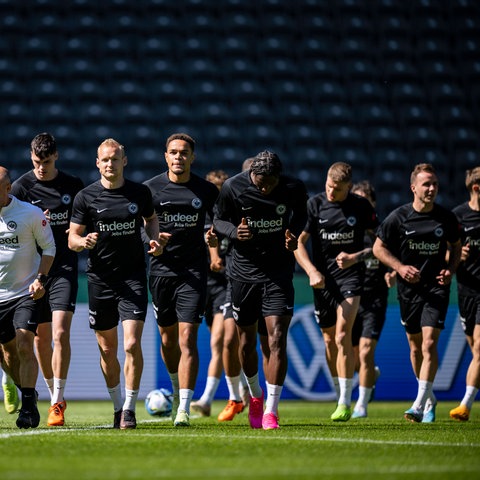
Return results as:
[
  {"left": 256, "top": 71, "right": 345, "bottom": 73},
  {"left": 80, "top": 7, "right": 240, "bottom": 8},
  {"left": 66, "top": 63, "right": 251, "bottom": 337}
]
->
[{"left": 36, "top": 274, "right": 48, "bottom": 285}]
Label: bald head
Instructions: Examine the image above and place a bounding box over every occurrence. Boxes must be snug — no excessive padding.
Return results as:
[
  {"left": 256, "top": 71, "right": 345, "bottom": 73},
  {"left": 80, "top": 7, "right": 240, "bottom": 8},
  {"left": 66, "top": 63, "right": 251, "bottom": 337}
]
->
[
  {"left": 0, "top": 166, "right": 11, "bottom": 185},
  {"left": 0, "top": 166, "right": 12, "bottom": 208}
]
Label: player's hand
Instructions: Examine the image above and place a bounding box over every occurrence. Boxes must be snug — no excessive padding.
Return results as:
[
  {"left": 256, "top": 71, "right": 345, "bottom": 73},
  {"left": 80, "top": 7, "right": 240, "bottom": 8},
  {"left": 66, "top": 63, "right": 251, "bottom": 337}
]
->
[
  {"left": 29, "top": 281, "right": 45, "bottom": 300},
  {"left": 285, "top": 229, "right": 298, "bottom": 251},
  {"left": 158, "top": 232, "right": 172, "bottom": 247},
  {"left": 461, "top": 244, "right": 470, "bottom": 262},
  {"left": 308, "top": 269, "right": 325, "bottom": 289},
  {"left": 237, "top": 217, "right": 253, "bottom": 241},
  {"left": 84, "top": 232, "right": 99, "bottom": 250},
  {"left": 210, "top": 257, "right": 224, "bottom": 272},
  {"left": 398, "top": 265, "right": 420, "bottom": 283},
  {"left": 385, "top": 271, "right": 397, "bottom": 288},
  {"left": 336, "top": 251, "right": 357, "bottom": 269},
  {"left": 148, "top": 240, "right": 163, "bottom": 256},
  {"left": 205, "top": 225, "right": 218, "bottom": 248},
  {"left": 436, "top": 268, "right": 452, "bottom": 286}
]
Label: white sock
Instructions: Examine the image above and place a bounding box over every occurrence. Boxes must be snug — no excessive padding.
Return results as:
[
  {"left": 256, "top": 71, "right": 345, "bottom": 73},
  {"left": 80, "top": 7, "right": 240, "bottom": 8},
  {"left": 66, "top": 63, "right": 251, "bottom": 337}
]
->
[
  {"left": 225, "top": 375, "right": 241, "bottom": 402},
  {"left": 51, "top": 378, "right": 66, "bottom": 404},
  {"left": 338, "top": 377, "right": 353, "bottom": 407},
  {"left": 169, "top": 372, "right": 179, "bottom": 397},
  {"left": 264, "top": 383, "right": 282, "bottom": 415},
  {"left": 199, "top": 376, "right": 220, "bottom": 405},
  {"left": 462, "top": 385, "right": 479, "bottom": 410},
  {"left": 44, "top": 377, "right": 54, "bottom": 398},
  {"left": 246, "top": 373, "right": 263, "bottom": 399},
  {"left": 108, "top": 384, "right": 124, "bottom": 413},
  {"left": 332, "top": 376, "right": 340, "bottom": 401},
  {"left": 355, "top": 386, "right": 372, "bottom": 411},
  {"left": 412, "top": 380, "right": 431, "bottom": 412},
  {"left": 123, "top": 389, "right": 139, "bottom": 412},
  {"left": 178, "top": 388, "right": 194, "bottom": 413},
  {"left": 2, "top": 371, "right": 13, "bottom": 385}
]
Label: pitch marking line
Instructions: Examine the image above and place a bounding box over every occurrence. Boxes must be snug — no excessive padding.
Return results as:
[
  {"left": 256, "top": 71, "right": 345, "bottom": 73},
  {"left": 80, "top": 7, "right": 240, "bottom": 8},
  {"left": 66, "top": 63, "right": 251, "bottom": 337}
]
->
[{"left": 1, "top": 423, "right": 479, "bottom": 448}]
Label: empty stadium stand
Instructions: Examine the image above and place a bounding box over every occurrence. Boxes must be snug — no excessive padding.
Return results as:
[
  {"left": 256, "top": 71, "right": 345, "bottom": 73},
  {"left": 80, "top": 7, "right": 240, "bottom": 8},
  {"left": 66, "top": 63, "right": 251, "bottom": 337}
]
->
[{"left": 0, "top": 0, "right": 479, "bottom": 222}]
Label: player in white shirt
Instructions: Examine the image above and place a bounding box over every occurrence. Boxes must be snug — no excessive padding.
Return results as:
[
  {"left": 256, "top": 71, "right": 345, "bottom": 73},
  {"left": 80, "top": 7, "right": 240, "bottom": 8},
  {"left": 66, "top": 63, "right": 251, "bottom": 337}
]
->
[{"left": 0, "top": 167, "right": 55, "bottom": 429}]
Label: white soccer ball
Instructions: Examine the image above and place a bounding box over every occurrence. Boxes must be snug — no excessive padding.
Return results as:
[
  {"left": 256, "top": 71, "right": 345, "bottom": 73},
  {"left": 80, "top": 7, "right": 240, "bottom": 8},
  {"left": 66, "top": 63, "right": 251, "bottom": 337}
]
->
[{"left": 145, "top": 388, "right": 173, "bottom": 417}]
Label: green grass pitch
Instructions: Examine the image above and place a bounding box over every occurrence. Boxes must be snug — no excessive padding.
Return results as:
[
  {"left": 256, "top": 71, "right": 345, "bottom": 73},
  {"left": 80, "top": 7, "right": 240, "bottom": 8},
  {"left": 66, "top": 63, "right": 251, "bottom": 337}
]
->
[{"left": 1, "top": 400, "right": 479, "bottom": 480}]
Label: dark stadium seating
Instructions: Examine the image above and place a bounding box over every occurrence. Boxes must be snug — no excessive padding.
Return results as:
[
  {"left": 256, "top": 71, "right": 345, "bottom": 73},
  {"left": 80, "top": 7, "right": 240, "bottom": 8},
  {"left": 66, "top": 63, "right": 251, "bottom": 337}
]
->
[{"left": 0, "top": 0, "right": 479, "bottom": 222}]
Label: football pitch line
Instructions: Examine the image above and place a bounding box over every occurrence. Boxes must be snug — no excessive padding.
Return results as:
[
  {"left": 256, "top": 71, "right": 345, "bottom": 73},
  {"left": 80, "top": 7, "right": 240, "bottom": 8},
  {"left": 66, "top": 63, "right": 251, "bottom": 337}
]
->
[{"left": 1, "top": 423, "right": 479, "bottom": 448}]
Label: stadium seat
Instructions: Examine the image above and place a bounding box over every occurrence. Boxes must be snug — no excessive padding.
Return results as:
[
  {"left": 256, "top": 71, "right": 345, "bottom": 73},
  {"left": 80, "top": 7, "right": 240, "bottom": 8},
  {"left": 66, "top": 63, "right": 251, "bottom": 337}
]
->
[
  {"left": 304, "top": 58, "right": 341, "bottom": 83},
  {"left": 298, "top": 35, "right": 337, "bottom": 61},
  {"left": 437, "top": 105, "right": 475, "bottom": 129},
  {"left": 310, "top": 81, "right": 348, "bottom": 103},
  {"left": 325, "top": 125, "right": 363, "bottom": 150},
  {"left": 421, "top": 60, "right": 457, "bottom": 84},
  {"left": 382, "top": 59, "right": 418, "bottom": 82},
  {"left": 341, "top": 58, "right": 378, "bottom": 82},
  {"left": 404, "top": 126, "right": 442, "bottom": 152},
  {"left": 365, "top": 126, "right": 402, "bottom": 151},
  {"left": 230, "top": 79, "right": 268, "bottom": 101},
  {"left": 396, "top": 104, "right": 434, "bottom": 129},
  {"left": 429, "top": 82, "right": 466, "bottom": 107},
  {"left": 331, "top": 147, "right": 370, "bottom": 175},
  {"left": 356, "top": 104, "right": 395, "bottom": 128},
  {"left": 445, "top": 126, "right": 480, "bottom": 153},
  {"left": 390, "top": 82, "right": 427, "bottom": 107},
  {"left": 348, "top": 81, "right": 388, "bottom": 105},
  {"left": 317, "top": 103, "right": 355, "bottom": 127}
]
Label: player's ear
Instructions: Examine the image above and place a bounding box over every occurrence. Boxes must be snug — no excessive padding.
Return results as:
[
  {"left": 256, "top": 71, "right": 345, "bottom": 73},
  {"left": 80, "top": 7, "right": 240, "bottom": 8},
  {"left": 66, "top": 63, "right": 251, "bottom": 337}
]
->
[{"left": 123, "top": 155, "right": 128, "bottom": 166}]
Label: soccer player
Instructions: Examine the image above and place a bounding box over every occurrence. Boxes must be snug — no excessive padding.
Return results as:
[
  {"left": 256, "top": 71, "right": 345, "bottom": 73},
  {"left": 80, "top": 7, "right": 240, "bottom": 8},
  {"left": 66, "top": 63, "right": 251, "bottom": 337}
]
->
[
  {"left": 191, "top": 170, "right": 229, "bottom": 417},
  {"left": 0, "top": 166, "right": 55, "bottom": 429},
  {"left": 294, "top": 162, "right": 378, "bottom": 422},
  {"left": 450, "top": 166, "right": 480, "bottom": 421},
  {"left": 11, "top": 132, "right": 84, "bottom": 426},
  {"left": 213, "top": 150, "right": 308, "bottom": 429},
  {"left": 144, "top": 133, "right": 219, "bottom": 427},
  {"left": 68, "top": 139, "right": 162, "bottom": 429},
  {"left": 350, "top": 180, "right": 395, "bottom": 418},
  {"left": 373, "top": 163, "right": 462, "bottom": 423}
]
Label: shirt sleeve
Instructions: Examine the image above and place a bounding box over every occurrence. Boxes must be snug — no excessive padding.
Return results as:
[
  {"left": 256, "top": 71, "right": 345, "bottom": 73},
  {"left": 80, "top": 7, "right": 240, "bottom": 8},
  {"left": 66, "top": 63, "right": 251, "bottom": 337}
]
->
[{"left": 33, "top": 208, "right": 56, "bottom": 257}]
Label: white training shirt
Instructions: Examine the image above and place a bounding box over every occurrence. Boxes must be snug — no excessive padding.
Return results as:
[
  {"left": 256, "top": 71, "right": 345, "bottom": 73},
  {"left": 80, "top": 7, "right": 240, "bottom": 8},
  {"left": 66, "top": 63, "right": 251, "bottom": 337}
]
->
[{"left": 0, "top": 195, "right": 56, "bottom": 301}]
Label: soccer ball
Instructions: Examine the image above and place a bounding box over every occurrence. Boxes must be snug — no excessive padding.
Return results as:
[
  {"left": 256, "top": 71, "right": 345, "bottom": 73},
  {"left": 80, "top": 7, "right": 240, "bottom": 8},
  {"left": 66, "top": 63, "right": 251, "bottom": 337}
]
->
[{"left": 145, "top": 388, "right": 173, "bottom": 417}]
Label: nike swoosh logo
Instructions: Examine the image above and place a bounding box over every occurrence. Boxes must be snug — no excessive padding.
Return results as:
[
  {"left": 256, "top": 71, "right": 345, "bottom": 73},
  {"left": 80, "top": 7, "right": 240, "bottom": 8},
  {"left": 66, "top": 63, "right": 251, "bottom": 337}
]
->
[
  {"left": 160, "top": 201, "right": 171, "bottom": 206},
  {"left": 405, "top": 230, "right": 416, "bottom": 235},
  {"left": 133, "top": 310, "right": 143, "bottom": 315},
  {"left": 32, "top": 200, "right": 42, "bottom": 204},
  {"left": 464, "top": 226, "right": 475, "bottom": 232},
  {"left": 96, "top": 208, "right": 108, "bottom": 213},
  {"left": 318, "top": 219, "right": 328, "bottom": 224},
  {"left": 241, "top": 206, "right": 252, "bottom": 211}
]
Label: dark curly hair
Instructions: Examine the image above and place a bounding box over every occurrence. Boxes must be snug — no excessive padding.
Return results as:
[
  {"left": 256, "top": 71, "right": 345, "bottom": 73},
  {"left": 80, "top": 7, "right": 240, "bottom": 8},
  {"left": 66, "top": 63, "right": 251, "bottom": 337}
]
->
[
  {"left": 31, "top": 132, "right": 57, "bottom": 159},
  {"left": 250, "top": 150, "right": 282, "bottom": 177}
]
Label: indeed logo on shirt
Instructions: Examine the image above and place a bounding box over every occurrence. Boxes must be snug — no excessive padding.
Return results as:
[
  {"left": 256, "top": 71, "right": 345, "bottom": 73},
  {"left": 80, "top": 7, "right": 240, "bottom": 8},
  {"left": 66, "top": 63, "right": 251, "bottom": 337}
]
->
[
  {"left": 466, "top": 236, "right": 480, "bottom": 248},
  {"left": 247, "top": 217, "right": 283, "bottom": 234},
  {"left": 320, "top": 229, "right": 354, "bottom": 242},
  {"left": 0, "top": 236, "right": 19, "bottom": 245},
  {"left": 407, "top": 240, "right": 440, "bottom": 253},
  {"left": 49, "top": 210, "right": 69, "bottom": 225},
  {"left": 161, "top": 212, "right": 199, "bottom": 225},
  {"left": 97, "top": 220, "right": 136, "bottom": 232}
]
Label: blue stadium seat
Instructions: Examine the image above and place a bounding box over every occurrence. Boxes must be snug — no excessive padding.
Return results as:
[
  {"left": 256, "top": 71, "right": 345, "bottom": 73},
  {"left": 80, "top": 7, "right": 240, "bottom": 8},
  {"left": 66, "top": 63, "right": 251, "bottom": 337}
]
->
[
  {"left": 356, "top": 104, "right": 395, "bottom": 128},
  {"left": 421, "top": 60, "right": 457, "bottom": 84},
  {"left": 404, "top": 126, "right": 442, "bottom": 152},
  {"left": 276, "top": 102, "right": 315, "bottom": 127},
  {"left": 230, "top": 79, "right": 268, "bottom": 101},
  {"left": 348, "top": 81, "right": 388, "bottom": 105},
  {"left": 325, "top": 125, "right": 363, "bottom": 150},
  {"left": 377, "top": 37, "right": 412, "bottom": 61},
  {"left": 382, "top": 59, "right": 418, "bottom": 82},
  {"left": 429, "top": 82, "right": 466, "bottom": 107},
  {"left": 317, "top": 103, "right": 355, "bottom": 127},
  {"left": 396, "top": 104, "right": 434, "bottom": 129},
  {"left": 416, "top": 38, "right": 451, "bottom": 62},
  {"left": 445, "top": 126, "right": 480, "bottom": 153},
  {"left": 237, "top": 101, "right": 272, "bottom": 125},
  {"left": 298, "top": 35, "right": 337, "bottom": 61},
  {"left": 311, "top": 81, "right": 348, "bottom": 103},
  {"left": 390, "top": 82, "right": 427, "bottom": 107},
  {"left": 337, "top": 37, "right": 373, "bottom": 60},
  {"left": 304, "top": 58, "right": 341, "bottom": 83},
  {"left": 341, "top": 58, "right": 378, "bottom": 81},
  {"left": 437, "top": 105, "right": 475, "bottom": 129},
  {"left": 365, "top": 126, "right": 402, "bottom": 150}
]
